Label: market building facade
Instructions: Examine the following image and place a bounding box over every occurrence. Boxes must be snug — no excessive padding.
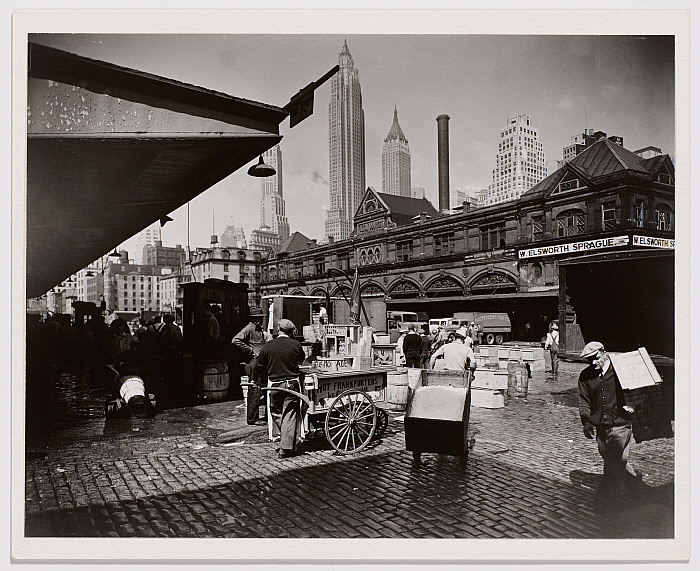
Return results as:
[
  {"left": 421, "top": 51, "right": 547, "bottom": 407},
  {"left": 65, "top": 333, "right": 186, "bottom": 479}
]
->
[{"left": 258, "top": 138, "right": 674, "bottom": 358}]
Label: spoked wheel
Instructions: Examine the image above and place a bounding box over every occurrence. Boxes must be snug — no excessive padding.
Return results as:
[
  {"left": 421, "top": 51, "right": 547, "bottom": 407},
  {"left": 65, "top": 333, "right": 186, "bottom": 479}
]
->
[
  {"left": 372, "top": 408, "right": 389, "bottom": 440},
  {"left": 324, "top": 390, "right": 377, "bottom": 454}
]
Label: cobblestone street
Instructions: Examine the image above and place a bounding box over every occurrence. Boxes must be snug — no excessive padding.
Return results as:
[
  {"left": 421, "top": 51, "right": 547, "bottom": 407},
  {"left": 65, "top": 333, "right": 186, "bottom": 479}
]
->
[{"left": 24, "top": 360, "right": 674, "bottom": 543}]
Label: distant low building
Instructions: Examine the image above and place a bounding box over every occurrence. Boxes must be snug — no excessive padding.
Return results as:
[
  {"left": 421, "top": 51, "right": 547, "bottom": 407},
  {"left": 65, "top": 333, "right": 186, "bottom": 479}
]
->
[
  {"left": 250, "top": 226, "right": 281, "bottom": 254},
  {"left": 142, "top": 240, "right": 185, "bottom": 271},
  {"left": 562, "top": 129, "right": 623, "bottom": 162},
  {"left": 410, "top": 187, "right": 426, "bottom": 200},
  {"left": 220, "top": 225, "right": 248, "bottom": 249},
  {"left": 181, "top": 241, "right": 263, "bottom": 307}
]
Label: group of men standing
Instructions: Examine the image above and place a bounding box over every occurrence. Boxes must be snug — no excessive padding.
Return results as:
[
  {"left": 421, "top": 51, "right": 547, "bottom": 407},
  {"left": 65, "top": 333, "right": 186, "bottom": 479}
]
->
[{"left": 398, "top": 322, "right": 479, "bottom": 374}]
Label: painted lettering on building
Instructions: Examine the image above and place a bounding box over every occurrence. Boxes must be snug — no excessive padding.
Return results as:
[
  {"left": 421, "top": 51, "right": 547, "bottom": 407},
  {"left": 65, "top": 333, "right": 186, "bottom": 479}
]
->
[
  {"left": 518, "top": 235, "right": 629, "bottom": 259},
  {"left": 632, "top": 235, "right": 675, "bottom": 249},
  {"left": 356, "top": 219, "right": 385, "bottom": 234}
]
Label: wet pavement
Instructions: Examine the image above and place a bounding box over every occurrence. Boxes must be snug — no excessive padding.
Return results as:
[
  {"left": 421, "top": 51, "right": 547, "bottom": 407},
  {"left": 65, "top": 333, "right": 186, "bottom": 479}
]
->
[{"left": 23, "top": 352, "right": 675, "bottom": 542}]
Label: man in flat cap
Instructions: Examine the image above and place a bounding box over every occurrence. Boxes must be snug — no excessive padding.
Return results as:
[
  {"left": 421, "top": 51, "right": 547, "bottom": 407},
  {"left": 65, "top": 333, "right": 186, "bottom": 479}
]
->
[
  {"left": 256, "top": 319, "right": 306, "bottom": 458},
  {"left": 578, "top": 341, "right": 638, "bottom": 507}
]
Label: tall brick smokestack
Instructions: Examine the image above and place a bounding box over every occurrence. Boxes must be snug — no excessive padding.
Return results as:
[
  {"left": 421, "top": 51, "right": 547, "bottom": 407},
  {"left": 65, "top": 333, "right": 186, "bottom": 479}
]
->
[{"left": 437, "top": 114, "right": 450, "bottom": 213}]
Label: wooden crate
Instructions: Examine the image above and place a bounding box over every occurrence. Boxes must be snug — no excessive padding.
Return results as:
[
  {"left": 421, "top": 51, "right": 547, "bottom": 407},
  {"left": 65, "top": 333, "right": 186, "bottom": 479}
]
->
[
  {"left": 472, "top": 368, "right": 508, "bottom": 390},
  {"left": 625, "top": 384, "right": 674, "bottom": 443},
  {"left": 471, "top": 388, "right": 504, "bottom": 409}
]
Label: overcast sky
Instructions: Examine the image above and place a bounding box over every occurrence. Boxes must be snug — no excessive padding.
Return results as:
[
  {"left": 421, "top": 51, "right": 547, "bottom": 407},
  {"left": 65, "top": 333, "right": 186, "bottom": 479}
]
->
[{"left": 31, "top": 32, "right": 675, "bottom": 256}]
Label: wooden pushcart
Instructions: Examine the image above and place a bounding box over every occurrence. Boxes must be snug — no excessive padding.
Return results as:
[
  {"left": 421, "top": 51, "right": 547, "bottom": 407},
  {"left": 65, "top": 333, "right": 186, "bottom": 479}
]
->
[
  {"left": 404, "top": 369, "right": 473, "bottom": 468},
  {"left": 259, "top": 366, "right": 394, "bottom": 455}
]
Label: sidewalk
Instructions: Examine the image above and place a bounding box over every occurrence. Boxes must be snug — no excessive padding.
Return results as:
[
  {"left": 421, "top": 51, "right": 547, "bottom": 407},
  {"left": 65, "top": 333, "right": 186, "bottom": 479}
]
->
[{"left": 24, "top": 360, "right": 674, "bottom": 539}]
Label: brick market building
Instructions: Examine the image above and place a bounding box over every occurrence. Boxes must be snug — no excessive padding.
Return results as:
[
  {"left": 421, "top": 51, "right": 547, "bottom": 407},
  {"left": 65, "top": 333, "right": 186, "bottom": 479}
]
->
[{"left": 259, "top": 138, "right": 674, "bottom": 357}]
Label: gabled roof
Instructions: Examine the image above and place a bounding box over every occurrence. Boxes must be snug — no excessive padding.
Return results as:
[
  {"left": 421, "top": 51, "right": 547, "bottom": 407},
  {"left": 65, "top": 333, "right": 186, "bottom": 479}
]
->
[
  {"left": 521, "top": 138, "right": 673, "bottom": 201},
  {"left": 569, "top": 138, "right": 649, "bottom": 178},
  {"left": 641, "top": 154, "right": 675, "bottom": 179},
  {"left": 375, "top": 191, "right": 440, "bottom": 227},
  {"left": 277, "top": 231, "right": 314, "bottom": 255},
  {"left": 353, "top": 187, "right": 440, "bottom": 230}
]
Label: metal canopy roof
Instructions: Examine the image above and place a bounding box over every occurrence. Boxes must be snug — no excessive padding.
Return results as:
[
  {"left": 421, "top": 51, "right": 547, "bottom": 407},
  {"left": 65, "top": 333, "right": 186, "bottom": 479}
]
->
[{"left": 26, "top": 43, "right": 288, "bottom": 298}]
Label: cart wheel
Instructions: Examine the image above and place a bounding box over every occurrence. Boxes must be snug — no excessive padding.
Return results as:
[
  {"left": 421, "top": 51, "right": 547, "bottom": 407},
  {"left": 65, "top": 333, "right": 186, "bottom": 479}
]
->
[
  {"left": 412, "top": 451, "right": 421, "bottom": 464},
  {"left": 372, "top": 408, "right": 388, "bottom": 440},
  {"left": 324, "top": 390, "right": 376, "bottom": 455}
]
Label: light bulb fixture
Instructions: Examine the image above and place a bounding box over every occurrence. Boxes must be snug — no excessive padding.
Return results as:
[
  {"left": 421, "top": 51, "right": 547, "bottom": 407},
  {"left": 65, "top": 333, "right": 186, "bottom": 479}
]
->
[
  {"left": 160, "top": 215, "right": 173, "bottom": 227},
  {"left": 247, "top": 155, "right": 276, "bottom": 178},
  {"left": 109, "top": 250, "right": 122, "bottom": 259}
]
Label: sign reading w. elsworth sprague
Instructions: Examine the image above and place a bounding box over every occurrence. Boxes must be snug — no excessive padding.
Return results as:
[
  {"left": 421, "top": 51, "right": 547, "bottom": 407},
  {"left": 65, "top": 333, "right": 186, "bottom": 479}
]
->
[
  {"left": 632, "top": 235, "right": 676, "bottom": 249},
  {"left": 518, "top": 235, "right": 629, "bottom": 259}
]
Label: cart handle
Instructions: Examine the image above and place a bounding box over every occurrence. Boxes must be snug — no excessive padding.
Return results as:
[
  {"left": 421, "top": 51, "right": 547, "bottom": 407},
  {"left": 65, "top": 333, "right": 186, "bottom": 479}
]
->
[{"left": 261, "top": 386, "right": 313, "bottom": 408}]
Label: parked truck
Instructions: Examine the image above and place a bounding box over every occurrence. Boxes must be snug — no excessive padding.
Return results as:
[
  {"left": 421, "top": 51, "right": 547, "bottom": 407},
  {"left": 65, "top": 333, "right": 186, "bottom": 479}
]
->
[
  {"left": 331, "top": 298, "right": 426, "bottom": 340},
  {"left": 452, "top": 311, "right": 512, "bottom": 345}
]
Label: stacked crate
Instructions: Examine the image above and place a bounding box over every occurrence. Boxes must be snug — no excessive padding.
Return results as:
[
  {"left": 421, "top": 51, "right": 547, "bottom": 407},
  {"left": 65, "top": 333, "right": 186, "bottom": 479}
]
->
[
  {"left": 469, "top": 345, "right": 536, "bottom": 408},
  {"left": 608, "top": 348, "right": 674, "bottom": 443}
]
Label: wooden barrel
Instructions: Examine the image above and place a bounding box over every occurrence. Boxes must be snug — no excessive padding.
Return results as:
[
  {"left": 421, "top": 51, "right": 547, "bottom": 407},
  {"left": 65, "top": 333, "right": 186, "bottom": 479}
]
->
[
  {"left": 199, "top": 360, "right": 230, "bottom": 402},
  {"left": 386, "top": 368, "right": 409, "bottom": 411},
  {"left": 507, "top": 361, "right": 529, "bottom": 398}
]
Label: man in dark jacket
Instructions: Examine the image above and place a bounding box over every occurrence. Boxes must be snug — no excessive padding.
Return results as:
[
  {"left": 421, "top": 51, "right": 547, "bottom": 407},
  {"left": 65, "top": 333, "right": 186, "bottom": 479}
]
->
[
  {"left": 232, "top": 308, "right": 271, "bottom": 424},
  {"left": 402, "top": 323, "right": 422, "bottom": 368},
  {"left": 256, "top": 319, "right": 306, "bottom": 458},
  {"left": 419, "top": 326, "right": 433, "bottom": 369},
  {"left": 578, "top": 341, "right": 639, "bottom": 505}
]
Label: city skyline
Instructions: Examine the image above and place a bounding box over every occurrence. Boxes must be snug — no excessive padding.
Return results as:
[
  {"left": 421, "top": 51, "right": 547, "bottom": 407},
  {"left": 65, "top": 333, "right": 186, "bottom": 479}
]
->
[{"left": 29, "top": 33, "right": 675, "bottom": 256}]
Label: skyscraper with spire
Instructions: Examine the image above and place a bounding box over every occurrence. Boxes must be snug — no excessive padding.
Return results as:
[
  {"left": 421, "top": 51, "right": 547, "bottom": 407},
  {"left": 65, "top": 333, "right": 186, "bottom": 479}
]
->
[
  {"left": 382, "top": 106, "right": 411, "bottom": 197},
  {"left": 326, "top": 40, "right": 366, "bottom": 241},
  {"left": 259, "top": 144, "right": 290, "bottom": 242}
]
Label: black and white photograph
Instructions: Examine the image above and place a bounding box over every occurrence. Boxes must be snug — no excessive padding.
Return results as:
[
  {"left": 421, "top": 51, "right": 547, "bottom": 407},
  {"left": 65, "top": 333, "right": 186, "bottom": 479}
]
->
[{"left": 12, "top": 9, "right": 690, "bottom": 564}]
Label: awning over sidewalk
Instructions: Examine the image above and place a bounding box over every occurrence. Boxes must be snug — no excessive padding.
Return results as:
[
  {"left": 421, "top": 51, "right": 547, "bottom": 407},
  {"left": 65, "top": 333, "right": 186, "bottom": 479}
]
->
[{"left": 26, "top": 43, "right": 289, "bottom": 298}]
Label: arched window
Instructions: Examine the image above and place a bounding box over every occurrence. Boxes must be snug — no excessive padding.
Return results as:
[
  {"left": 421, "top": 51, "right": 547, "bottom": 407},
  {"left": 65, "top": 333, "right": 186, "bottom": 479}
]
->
[
  {"left": 655, "top": 204, "right": 673, "bottom": 231},
  {"left": 556, "top": 209, "right": 585, "bottom": 237}
]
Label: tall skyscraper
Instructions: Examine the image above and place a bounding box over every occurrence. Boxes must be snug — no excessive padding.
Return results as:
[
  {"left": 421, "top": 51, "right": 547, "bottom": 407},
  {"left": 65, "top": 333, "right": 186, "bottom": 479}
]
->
[
  {"left": 134, "top": 222, "right": 161, "bottom": 265},
  {"left": 382, "top": 106, "right": 411, "bottom": 197},
  {"left": 326, "top": 40, "right": 366, "bottom": 241},
  {"left": 485, "top": 114, "right": 547, "bottom": 207},
  {"left": 259, "top": 144, "right": 290, "bottom": 242}
]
